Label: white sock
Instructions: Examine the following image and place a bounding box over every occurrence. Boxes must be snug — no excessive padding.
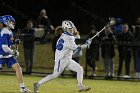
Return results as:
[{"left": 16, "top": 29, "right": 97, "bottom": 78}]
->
[
  {"left": 20, "top": 83, "right": 25, "bottom": 88},
  {"left": 77, "top": 68, "right": 84, "bottom": 86}
]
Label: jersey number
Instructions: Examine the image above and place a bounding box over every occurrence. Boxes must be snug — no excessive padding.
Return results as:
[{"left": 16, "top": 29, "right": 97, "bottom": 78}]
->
[{"left": 56, "top": 39, "right": 64, "bottom": 51}]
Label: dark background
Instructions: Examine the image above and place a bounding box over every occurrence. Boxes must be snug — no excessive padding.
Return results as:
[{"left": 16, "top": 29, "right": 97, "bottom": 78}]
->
[{"left": 0, "top": 0, "right": 140, "bottom": 34}]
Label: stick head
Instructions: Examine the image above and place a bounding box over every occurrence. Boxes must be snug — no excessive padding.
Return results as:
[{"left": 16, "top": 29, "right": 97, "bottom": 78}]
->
[
  {"left": 109, "top": 17, "right": 116, "bottom": 25},
  {"left": 106, "top": 17, "right": 116, "bottom": 27}
]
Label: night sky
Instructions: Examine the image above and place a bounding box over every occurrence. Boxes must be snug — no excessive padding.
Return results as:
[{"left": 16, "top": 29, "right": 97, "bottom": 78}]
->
[{"left": 0, "top": 0, "right": 140, "bottom": 33}]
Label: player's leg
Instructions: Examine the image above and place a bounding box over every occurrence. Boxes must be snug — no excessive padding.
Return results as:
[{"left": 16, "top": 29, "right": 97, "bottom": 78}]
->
[
  {"left": 68, "top": 59, "right": 91, "bottom": 92},
  {"left": 9, "top": 57, "right": 30, "bottom": 92},
  {"left": 34, "top": 58, "right": 67, "bottom": 93},
  {"left": 38, "top": 70, "right": 63, "bottom": 85},
  {"left": 12, "top": 63, "right": 23, "bottom": 83}
]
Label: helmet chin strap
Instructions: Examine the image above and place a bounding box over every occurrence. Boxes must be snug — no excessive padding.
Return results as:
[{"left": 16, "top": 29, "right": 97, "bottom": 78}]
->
[
  {"left": 67, "top": 28, "right": 74, "bottom": 35},
  {"left": 68, "top": 31, "right": 73, "bottom": 35},
  {"left": 64, "top": 30, "right": 73, "bottom": 36}
]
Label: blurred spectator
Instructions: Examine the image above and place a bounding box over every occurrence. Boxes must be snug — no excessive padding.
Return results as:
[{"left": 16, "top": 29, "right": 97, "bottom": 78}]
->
[
  {"left": 35, "top": 9, "right": 55, "bottom": 44},
  {"left": 132, "top": 17, "right": 140, "bottom": 79},
  {"left": 117, "top": 23, "right": 133, "bottom": 79},
  {"left": 112, "top": 17, "right": 124, "bottom": 39},
  {"left": 52, "top": 26, "right": 63, "bottom": 57},
  {"left": 21, "top": 20, "right": 35, "bottom": 75},
  {"left": 85, "top": 25, "right": 100, "bottom": 77},
  {"left": 100, "top": 27, "right": 115, "bottom": 79}
]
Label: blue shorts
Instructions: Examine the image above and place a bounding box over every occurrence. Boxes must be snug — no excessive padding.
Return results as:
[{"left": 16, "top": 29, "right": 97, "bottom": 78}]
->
[{"left": 0, "top": 57, "right": 18, "bottom": 68}]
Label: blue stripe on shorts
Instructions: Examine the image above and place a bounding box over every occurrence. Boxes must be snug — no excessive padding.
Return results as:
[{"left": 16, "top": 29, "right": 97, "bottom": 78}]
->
[{"left": 57, "top": 60, "right": 61, "bottom": 72}]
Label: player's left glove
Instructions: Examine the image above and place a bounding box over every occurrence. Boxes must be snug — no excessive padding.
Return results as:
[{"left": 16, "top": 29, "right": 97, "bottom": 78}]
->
[
  {"left": 14, "top": 39, "right": 20, "bottom": 45},
  {"left": 85, "top": 38, "right": 92, "bottom": 48}
]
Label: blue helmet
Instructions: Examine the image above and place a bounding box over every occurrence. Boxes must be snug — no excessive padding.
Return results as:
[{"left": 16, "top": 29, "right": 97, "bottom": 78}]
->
[
  {"left": 0, "top": 15, "right": 15, "bottom": 29},
  {"left": 0, "top": 16, "right": 8, "bottom": 25},
  {"left": 0, "top": 15, "right": 15, "bottom": 25},
  {"left": 4, "top": 15, "right": 15, "bottom": 22}
]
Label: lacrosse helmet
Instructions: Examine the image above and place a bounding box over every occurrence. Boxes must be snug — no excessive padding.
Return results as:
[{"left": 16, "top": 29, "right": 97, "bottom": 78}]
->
[
  {"left": 62, "top": 20, "right": 76, "bottom": 35},
  {"left": 0, "top": 15, "right": 15, "bottom": 29}
]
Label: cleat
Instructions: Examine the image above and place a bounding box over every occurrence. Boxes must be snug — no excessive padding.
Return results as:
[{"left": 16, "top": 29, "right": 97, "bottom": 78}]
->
[
  {"left": 78, "top": 86, "right": 91, "bottom": 92},
  {"left": 34, "top": 83, "right": 39, "bottom": 93},
  {"left": 20, "top": 87, "right": 31, "bottom": 92}
]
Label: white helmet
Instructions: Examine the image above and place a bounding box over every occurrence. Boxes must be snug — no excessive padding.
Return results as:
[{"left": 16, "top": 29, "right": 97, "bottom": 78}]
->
[{"left": 62, "top": 20, "right": 75, "bottom": 31}]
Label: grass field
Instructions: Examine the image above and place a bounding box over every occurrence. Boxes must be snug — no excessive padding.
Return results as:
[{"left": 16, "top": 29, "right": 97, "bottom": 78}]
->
[
  {"left": 0, "top": 74, "right": 140, "bottom": 93},
  {"left": 0, "top": 41, "right": 139, "bottom": 93}
]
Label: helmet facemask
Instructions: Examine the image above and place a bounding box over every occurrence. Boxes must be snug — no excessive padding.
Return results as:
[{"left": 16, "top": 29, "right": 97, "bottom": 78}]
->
[{"left": 7, "top": 21, "right": 15, "bottom": 29}]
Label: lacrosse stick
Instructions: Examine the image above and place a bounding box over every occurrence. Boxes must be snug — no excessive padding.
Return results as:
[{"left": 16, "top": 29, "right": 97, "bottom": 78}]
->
[
  {"left": 90, "top": 17, "right": 116, "bottom": 40},
  {"left": 15, "top": 29, "right": 21, "bottom": 51},
  {"left": 84, "top": 17, "right": 116, "bottom": 48},
  {"left": 12, "top": 29, "right": 21, "bottom": 57},
  {"left": 72, "top": 3, "right": 116, "bottom": 41}
]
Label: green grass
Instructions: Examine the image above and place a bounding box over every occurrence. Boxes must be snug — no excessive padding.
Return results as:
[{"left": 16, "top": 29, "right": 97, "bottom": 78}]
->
[
  {"left": 1, "top": 41, "right": 139, "bottom": 93},
  {"left": 0, "top": 74, "right": 140, "bottom": 93}
]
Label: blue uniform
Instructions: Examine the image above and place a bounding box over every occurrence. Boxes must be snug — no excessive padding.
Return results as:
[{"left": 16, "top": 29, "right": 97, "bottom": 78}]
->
[{"left": 0, "top": 28, "right": 17, "bottom": 68}]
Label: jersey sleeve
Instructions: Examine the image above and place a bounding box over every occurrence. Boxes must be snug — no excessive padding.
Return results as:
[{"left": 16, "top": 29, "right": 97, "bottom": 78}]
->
[
  {"left": 67, "top": 36, "right": 78, "bottom": 50},
  {"left": 1, "top": 34, "right": 9, "bottom": 45}
]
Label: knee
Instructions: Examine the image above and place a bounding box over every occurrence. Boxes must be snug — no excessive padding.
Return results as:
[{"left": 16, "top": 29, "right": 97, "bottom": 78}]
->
[
  {"left": 78, "top": 66, "right": 84, "bottom": 73},
  {"left": 16, "top": 66, "right": 22, "bottom": 72}
]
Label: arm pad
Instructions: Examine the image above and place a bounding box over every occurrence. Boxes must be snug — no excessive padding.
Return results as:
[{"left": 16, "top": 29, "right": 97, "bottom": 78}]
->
[
  {"left": 2, "top": 45, "right": 14, "bottom": 54},
  {"left": 73, "top": 46, "right": 81, "bottom": 56}
]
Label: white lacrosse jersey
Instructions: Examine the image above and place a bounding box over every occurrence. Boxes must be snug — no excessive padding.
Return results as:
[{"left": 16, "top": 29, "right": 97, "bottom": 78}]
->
[{"left": 55, "top": 32, "right": 78, "bottom": 60}]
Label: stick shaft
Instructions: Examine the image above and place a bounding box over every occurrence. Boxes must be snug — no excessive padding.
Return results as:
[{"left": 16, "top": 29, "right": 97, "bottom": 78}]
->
[{"left": 91, "top": 26, "right": 106, "bottom": 40}]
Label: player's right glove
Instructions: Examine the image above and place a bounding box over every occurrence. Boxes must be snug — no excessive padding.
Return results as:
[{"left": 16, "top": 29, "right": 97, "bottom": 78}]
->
[{"left": 11, "top": 50, "right": 19, "bottom": 56}]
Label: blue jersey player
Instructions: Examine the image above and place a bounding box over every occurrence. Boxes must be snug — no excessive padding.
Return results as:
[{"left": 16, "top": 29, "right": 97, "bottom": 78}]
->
[{"left": 0, "top": 15, "right": 30, "bottom": 92}]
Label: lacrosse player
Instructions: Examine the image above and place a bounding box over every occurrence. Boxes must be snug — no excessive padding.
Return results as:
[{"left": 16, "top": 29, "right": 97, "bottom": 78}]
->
[
  {"left": 0, "top": 15, "right": 30, "bottom": 92},
  {"left": 34, "top": 20, "right": 92, "bottom": 92}
]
